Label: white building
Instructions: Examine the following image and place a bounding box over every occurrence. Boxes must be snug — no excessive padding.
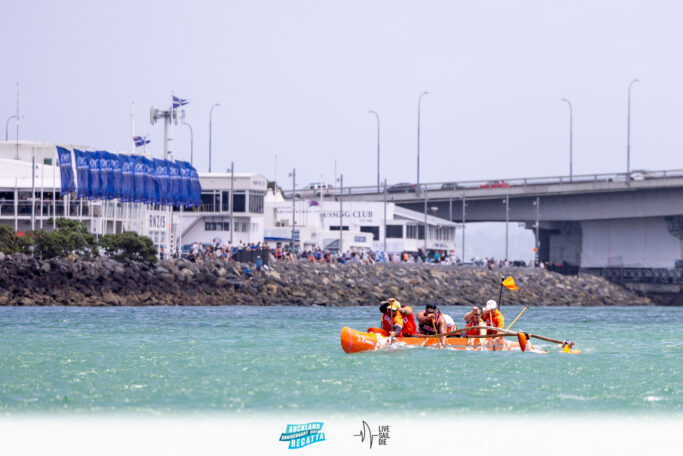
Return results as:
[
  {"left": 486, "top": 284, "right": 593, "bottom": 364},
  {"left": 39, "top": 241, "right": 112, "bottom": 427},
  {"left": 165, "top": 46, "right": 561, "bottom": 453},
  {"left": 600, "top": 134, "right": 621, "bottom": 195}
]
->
[
  {"left": 264, "top": 194, "right": 457, "bottom": 255},
  {"left": 0, "top": 141, "right": 267, "bottom": 256},
  {"left": 175, "top": 172, "right": 267, "bottom": 247},
  {"left": 0, "top": 141, "right": 179, "bottom": 255}
]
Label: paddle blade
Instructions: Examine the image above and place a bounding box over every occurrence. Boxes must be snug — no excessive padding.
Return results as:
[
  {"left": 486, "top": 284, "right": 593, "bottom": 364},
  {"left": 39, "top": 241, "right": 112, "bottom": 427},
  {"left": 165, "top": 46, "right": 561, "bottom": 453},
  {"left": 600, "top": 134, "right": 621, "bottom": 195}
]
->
[
  {"left": 517, "top": 332, "right": 529, "bottom": 352},
  {"left": 561, "top": 341, "right": 581, "bottom": 354},
  {"left": 503, "top": 276, "right": 520, "bottom": 290}
]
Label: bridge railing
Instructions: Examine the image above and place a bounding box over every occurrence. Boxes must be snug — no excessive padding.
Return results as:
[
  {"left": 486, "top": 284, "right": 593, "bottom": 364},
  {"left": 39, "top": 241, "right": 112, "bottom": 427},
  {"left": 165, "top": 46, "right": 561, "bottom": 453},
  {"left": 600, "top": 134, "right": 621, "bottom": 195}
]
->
[{"left": 282, "top": 168, "right": 683, "bottom": 198}]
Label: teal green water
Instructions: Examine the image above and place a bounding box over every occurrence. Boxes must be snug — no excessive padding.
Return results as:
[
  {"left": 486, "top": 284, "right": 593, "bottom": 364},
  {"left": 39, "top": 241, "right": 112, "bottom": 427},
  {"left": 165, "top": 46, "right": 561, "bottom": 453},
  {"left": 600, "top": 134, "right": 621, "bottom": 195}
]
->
[{"left": 0, "top": 306, "right": 680, "bottom": 414}]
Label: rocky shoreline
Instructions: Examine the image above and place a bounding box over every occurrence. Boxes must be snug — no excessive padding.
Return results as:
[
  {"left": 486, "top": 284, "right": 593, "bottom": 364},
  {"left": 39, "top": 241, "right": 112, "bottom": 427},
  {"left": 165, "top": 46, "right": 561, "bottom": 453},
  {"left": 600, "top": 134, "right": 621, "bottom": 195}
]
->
[{"left": 0, "top": 253, "right": 664, "bottom": 307}]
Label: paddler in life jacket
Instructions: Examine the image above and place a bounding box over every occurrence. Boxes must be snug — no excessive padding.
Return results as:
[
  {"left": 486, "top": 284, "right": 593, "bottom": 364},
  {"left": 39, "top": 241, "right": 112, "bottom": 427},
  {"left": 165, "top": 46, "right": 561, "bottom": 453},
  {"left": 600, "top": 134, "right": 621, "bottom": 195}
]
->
[
  {"left": 463, "top": 306, "right": 485, "bottom": 337},
  {"left": 417, "top": 304, "right": 456, "bottom": 345},
  {"left": 379, "top": 298, "right": 417, "bottom": 338},
  {"left": 482, "top": 299, "right": 504, "bottom": 335}
]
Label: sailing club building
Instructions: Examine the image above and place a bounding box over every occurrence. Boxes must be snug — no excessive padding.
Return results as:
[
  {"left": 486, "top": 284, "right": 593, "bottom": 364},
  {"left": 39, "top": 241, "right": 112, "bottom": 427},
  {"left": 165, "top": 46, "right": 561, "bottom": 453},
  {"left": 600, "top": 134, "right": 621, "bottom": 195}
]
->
[{"left": 264, "top": 193, "right": 457, "bottom": 255}]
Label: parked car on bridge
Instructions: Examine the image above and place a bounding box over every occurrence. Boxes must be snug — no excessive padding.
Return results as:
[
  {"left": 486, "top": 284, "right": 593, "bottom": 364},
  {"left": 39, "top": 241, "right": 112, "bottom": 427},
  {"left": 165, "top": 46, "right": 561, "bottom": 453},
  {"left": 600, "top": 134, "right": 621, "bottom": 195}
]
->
[
  {"left": 388, "top": 182, "right": 417, "bottom": 193},
  {"left": 479, "top": 180, "right": 510, "bottom": 189},
  {"left": 440, "top": 182, "right": 461, "bottom": 190}
]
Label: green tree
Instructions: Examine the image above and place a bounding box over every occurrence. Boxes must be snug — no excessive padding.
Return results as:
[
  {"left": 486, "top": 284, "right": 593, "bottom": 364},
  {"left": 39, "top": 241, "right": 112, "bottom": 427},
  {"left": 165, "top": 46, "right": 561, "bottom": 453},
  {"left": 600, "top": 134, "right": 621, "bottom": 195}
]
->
[
  {"left": 99, "top": 231, "right": 158, "bottom": 263},
  {"left": 0, "top": 225, "right": 34, "bottom": 255},
  {"left": 32, "top": 218, "right": 98, "bottom": 259}
]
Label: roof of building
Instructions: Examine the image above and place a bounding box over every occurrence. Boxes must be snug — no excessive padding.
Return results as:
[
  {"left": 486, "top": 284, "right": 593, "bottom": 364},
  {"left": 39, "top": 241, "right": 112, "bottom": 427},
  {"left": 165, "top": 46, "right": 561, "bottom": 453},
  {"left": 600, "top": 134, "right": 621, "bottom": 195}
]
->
[
  {"left": 393, "top": 205, "right": 458, "bottom": 226},
  {"left": 0, "top": 157, "right": 60, "bottom": 190}
]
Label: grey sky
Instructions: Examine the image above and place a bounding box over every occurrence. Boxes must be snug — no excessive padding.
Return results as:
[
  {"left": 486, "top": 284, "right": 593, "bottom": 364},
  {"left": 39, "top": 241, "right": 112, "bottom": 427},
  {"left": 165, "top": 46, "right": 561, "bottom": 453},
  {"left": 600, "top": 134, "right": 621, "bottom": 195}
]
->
[{"left": 3, "top": 1, "right": 683, "bottom": 260}]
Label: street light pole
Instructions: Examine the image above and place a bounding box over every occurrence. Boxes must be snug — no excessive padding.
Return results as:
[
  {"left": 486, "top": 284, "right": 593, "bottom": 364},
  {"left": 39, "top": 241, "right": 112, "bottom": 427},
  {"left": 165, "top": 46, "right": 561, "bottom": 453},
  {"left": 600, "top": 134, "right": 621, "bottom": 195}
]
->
[
  {"left": 417, "top": 91, "right": 429, "bottom": 188},
  {"left": 534, "top": 196, "right": 540, "bottom": 267},
  {"left": 209, "top": 103, "right": 220, "bottom": 173},
  {"left": 561, "top": 98, "right": 573, "bottom": 183},
  {"left": 230, "top": 161, "right": 235, "bottom": 244},
  {"left": 383, "top": 178, "right": 387, "bottom": 254},
  {"left": 627, "top": 79, "right": 639, "bottom": 182},
  {"left": 504, "top": 194, "right": 510, "bottom": 260},
  {"left": 5, "top": 115, "right": 17, "bottom": 141},
  {"left": 338, "top": 174, "right": 343, "bottom": 254},
  {"left": 369, "top": 110, "right": 380, "bottom": 192},
  {"left": 182, "top": 121, "right": 194, "bottom": 166},
  {"left": 423, "top": 185, "right": 428, "bottom": 254},
  {"left": 461, "top": 191, "right": 466, "bottom": 263},
  {"left": 289, "top": 169, "right": 296, "bottom": 252}
]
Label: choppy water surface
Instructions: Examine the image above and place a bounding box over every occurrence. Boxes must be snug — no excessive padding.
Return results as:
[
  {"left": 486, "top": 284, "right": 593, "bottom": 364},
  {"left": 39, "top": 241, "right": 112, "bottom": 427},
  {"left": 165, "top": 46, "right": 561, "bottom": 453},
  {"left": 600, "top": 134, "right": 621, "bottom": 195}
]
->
[{"left": 0, "top": 306, "right": 680, "bottom": 414}]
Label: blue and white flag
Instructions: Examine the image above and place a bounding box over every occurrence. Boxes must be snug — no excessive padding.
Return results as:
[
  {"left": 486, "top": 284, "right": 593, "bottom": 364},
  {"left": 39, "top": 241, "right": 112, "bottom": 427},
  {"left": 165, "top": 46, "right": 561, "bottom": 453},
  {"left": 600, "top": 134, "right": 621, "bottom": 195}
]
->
[
  {"left": 73, "top": 149, "right": 89, "bottom": 199},
  {"left": 56, "top": 146, "right": 76, "bottom": 195},
  {"left": 153, "top": 159, "right": 171, "bottom": 205},
  {"left": 188, "top": 164, "right": 201, "bottom": 207},
  {"left": 141, "top": 157, "right": 156, "bottom": 203},
  {"left": 86, "top": 151, "right": 101, "bottom": 199},
  {"left": 121, "top": 155, "right": 134, "bottom": 202},
  {"left": 178, "top": 161, "right": 192, "bottom": 207},
  {"left": 132, "top": 155, "right": 146, "bottom": 203},
  {"left": 110, "top": 153, "right": 123, "bottom": 199},
  {"left": 169, "top": 162, "right": 182, "bottom": 205},
  {"left": 133, "top": 136, "right": 150, "bottom": 147},
  {"left": 98, "top": 151, "right": 113, "bottom": 199},
  {"left": 172, "top": 95, "right": 189, "bottom": 108}
]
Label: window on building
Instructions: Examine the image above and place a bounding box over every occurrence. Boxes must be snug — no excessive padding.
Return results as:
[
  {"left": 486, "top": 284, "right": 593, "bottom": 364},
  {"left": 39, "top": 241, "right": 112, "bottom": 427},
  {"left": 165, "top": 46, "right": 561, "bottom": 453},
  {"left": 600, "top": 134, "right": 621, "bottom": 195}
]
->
[
  {"left": 417, "top": 225, "right": 425, "bottom": 240},
  {"left": 232, "top": 192, "right": 246, "bottom": 212},
  {"left": 406, "top": 225, "right": 418, "bottom": 239},
  {"left": 249, "top": 191, "right": 264, "bottom": 214},
  {"left": 360, "top": 226, "right": 379, "bottom": 240},
  {"left": 386, "top": 225, "right": 403, "bottom": 239},
  {"left": 330, "top": 226, "right": 349, "bottom": 231},
  {"left": 221, "top": 191, "right": 230, "bottom": 211},
  {"left": 201, "top": 192, "right": 217, "bottom": 211}
]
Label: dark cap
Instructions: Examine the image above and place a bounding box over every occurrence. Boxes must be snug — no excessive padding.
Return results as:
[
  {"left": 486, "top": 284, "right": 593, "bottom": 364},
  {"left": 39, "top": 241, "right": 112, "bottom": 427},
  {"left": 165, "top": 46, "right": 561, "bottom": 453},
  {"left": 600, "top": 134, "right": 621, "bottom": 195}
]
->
[
  {"left": 379, "top": 301, "right": 389, "bottom": 313},
  {"left": 425, "top": 303, "right": 438, "bottom": 312}
]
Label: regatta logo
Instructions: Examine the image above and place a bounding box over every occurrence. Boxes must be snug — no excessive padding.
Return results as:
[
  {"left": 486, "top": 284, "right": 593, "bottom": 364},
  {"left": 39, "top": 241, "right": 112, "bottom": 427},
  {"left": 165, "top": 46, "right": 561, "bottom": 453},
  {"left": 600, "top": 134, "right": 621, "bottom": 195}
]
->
[
  {"left": 354, "top": 420, "right": 390, "bottom": 449},
  {"left": 279, "top": 422, "right": 325, "bottom": 449}
]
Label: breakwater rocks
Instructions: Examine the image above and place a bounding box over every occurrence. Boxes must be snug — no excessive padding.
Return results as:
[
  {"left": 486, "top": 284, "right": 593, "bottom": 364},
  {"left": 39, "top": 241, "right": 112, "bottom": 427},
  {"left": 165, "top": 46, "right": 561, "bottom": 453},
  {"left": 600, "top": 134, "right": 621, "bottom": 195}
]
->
[{"left": 0, "top": 254, "right": 657, "bottom": 307}]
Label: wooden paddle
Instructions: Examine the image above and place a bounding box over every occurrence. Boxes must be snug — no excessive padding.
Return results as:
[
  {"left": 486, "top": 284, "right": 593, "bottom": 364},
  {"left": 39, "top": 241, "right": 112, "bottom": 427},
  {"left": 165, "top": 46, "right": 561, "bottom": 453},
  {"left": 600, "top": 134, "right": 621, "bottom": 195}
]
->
[
  {"left": 506, "top": 306, "right": 528, "bottom": 330},
  {"left": 431, "top": 318, "right": 445, "bottom": 348},
  {"left": 476, "top": 325, "right": 575, "bottom": 347}
]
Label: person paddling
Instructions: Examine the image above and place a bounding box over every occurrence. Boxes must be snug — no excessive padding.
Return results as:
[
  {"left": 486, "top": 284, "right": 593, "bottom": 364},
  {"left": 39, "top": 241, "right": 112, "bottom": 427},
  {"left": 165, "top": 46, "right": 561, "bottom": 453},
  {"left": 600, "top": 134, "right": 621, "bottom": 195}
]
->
[
  {"left": 379, "top": 298, "right": 417, "bottom": 338},
  {"left": 463, "top": 306, "right": 485, "bottom": 337},
  {"left": 417, "top": 304, "right": 455, "bottom": 346},
  {"left": 482, "top": 300, "right": 505, "bottom": 334}
]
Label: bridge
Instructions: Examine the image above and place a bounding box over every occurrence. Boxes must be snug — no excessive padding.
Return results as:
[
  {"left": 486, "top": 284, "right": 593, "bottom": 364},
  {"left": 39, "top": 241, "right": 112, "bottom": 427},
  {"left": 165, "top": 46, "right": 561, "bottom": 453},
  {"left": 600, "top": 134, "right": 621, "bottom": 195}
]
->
[{"left": 287, "top": 169, "right": 683, "bottom": 272}]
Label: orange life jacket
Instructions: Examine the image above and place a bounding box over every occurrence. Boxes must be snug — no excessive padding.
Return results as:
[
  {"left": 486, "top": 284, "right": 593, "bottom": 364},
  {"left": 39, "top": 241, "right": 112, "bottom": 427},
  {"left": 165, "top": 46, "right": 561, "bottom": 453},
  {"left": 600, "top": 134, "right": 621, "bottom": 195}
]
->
[
  {"left": 485, "top": 310, "right": 504, "bottom": 335},
  {"left": 465, "top": 318, "right": 482, "bottom": 337},
  {"left": 381, "top": 306, "right": 417, "bottom": 336},
  {"left": 401, "top": 306, "right": 417, "bottom": 336}
]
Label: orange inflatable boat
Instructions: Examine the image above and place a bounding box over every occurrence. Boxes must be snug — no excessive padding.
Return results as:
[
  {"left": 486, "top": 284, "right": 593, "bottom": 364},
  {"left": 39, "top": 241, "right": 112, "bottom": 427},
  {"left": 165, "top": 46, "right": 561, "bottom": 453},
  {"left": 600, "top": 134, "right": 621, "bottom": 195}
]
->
[{"left": 340, "top": 327, "right": 548, "bottom": 354}]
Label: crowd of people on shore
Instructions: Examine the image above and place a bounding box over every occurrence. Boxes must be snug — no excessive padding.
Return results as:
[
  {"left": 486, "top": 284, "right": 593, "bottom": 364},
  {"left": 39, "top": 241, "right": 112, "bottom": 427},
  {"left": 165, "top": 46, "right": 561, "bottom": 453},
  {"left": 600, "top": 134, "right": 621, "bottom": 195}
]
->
[
  {"left": 181, "top": 239, "right": 547, "bottom": 270},
  {"left": 378, "top": 297, "right": 505, "bottom": 344}
]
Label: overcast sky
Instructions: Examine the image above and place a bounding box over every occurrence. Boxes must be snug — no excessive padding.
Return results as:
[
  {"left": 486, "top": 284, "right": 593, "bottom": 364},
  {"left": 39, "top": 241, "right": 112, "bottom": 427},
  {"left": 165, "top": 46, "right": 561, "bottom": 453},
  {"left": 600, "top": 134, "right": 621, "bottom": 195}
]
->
[{"left": 3, "top": 1, "right": 683, "bottom": 259}]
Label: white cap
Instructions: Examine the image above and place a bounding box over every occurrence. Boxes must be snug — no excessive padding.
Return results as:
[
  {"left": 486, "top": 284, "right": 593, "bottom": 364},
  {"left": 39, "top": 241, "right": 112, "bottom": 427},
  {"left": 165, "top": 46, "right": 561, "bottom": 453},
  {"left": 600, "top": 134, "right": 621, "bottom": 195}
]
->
[{"left": 485, "top": 300, "right": 497, "bottom": 310}]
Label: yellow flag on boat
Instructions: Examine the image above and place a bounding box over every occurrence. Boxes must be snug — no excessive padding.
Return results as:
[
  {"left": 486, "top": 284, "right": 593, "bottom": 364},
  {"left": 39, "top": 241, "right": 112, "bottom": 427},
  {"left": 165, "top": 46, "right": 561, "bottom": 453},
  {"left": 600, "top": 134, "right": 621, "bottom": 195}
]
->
[{"left": 502, "top": 276, "right": 520, "bottom": 290}]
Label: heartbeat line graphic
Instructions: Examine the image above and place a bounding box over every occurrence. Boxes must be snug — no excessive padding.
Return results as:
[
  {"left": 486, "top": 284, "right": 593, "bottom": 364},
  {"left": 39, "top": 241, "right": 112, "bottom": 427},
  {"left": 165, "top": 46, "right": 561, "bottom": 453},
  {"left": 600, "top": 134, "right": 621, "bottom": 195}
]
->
[{"left": 354, "top": 420, "right": 378, "bottom": 449}]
